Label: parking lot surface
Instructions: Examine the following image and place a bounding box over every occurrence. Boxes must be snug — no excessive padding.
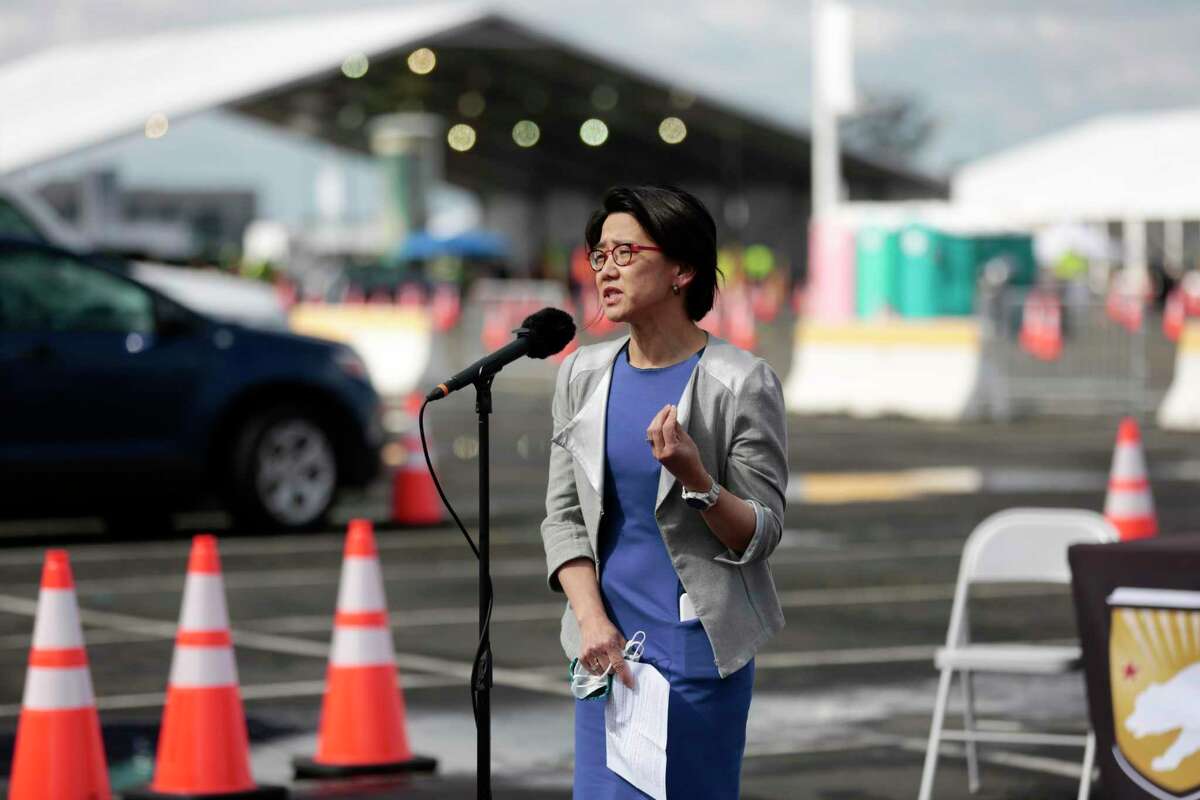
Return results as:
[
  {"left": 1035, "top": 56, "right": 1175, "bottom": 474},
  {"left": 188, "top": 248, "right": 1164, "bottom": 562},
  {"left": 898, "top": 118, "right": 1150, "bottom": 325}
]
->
[{"left": 2, "top": 395, "right": 1198, "bottom": 799}]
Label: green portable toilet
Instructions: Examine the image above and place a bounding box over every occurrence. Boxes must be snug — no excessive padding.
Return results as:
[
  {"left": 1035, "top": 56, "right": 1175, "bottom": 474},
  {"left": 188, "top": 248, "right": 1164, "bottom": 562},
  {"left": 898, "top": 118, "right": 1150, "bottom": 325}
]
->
[
  {"left": 856, "top": 226, "right": 899, "bottom": 318},
  {"left": 898, "top": 224, "right": 941, "bottom": 318},
  {"left": 939, "top": 234, "right": 979, "bottom": 316},
  {"left": 978, "top": 234, "right": 1036, "bottom": 287}
]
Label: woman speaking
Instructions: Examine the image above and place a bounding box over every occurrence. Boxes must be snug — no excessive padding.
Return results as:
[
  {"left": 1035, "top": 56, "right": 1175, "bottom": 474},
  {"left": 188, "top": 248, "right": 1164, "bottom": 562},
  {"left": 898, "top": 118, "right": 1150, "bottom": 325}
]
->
[{"left": 540, "top": 185, "right": 788, "bottom": 798}]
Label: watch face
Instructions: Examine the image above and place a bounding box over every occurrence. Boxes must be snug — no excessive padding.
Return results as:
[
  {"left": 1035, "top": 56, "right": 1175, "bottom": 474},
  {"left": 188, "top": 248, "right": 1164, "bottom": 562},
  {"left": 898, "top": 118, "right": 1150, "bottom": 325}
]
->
[{"left": 684, "top": 495, "right": 709, "bottom": 509}]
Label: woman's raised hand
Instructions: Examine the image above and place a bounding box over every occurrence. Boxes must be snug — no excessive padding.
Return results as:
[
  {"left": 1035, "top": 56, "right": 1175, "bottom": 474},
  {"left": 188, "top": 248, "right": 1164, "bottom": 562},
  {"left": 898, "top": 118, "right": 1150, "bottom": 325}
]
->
[
  {"left": 647, "top": 404, "right": 707, "bottom": 490},
  {"left": 579, "top": 614, "right": 636, "bottom": 688}
]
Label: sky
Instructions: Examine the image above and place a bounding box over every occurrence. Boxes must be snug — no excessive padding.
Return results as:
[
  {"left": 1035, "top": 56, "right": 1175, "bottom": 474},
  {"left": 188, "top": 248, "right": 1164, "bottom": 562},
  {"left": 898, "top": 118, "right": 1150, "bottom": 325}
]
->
[{"left": 2, "top": 0, "right": 1198, "bottom": 175}]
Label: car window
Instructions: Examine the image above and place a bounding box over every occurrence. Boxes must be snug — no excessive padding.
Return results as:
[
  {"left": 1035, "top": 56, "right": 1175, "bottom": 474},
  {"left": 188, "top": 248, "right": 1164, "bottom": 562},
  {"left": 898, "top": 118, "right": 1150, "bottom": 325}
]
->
[
  {"left": 0, "top": 199, "right": 44, "bottom": 241},
  {"left": 0, "top": 249, "right": 155, "bottom": 333}
]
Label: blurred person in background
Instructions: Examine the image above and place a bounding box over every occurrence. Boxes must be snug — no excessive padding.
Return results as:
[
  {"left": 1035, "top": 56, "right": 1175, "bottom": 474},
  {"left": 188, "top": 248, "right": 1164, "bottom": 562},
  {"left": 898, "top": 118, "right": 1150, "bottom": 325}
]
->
[{"left": 540, "top": 185, "right": 788, "bottom": 798}]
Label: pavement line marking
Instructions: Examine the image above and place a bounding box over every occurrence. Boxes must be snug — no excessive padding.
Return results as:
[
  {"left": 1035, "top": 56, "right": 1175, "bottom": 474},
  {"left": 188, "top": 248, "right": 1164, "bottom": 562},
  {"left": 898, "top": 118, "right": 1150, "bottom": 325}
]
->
[
  {"left": 790, "top": 468, "right": 983, "bottom": 504},
  {"left": 236, "top": 583, "right": 1061, "bottom": 635},
  {"left": 0, "top": 628, "right": 165, "bottom": 651},
  {"left": 254, "top": 602, "right": 568, "bottom": 633},
  {"left": 0, "top": 531, "right": 538, "bottom": 566},
  {"left": 0, "top": 582, "right": 1063, "bottom": 654},
  {"left": 755, "top": 645, "right": 937, "bottom": 668},
  {"left": 0, "top": 528, "right": 962, "bottom": 571},
  {"left": 6, "top": 544, "right": 979, "bottom": 595},
  {"left": 0, "top": 673, "right": 463, "bottom": 719},
  {"left": 0, "top": 593, "right": 569, "bottom": 699},
  {"left": 890, "top": 734, "right": 1089, "bottom": 781},
  {"left": 744, "top": 731, "right": 1089, "bottom": 781}
]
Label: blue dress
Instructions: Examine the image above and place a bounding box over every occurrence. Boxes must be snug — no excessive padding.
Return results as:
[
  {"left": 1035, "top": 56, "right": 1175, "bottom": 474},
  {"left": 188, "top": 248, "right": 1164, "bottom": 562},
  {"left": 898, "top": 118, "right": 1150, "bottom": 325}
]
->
[{"left": 573, "top": 343, "right": 755, "bottom": 799}]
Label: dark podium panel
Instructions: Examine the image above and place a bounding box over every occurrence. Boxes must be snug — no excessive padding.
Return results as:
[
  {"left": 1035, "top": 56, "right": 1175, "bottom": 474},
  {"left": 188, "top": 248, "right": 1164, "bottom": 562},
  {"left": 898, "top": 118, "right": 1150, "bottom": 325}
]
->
[{"left": 1070, "top": 535, "right": 1200, "bottom": 800}]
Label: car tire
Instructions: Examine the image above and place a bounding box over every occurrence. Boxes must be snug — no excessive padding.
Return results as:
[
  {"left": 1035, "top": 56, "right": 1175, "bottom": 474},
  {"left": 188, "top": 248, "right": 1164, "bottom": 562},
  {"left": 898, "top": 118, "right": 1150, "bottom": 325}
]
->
[{"left": 227, "top": 405, "right": 339, "bottom": 532}]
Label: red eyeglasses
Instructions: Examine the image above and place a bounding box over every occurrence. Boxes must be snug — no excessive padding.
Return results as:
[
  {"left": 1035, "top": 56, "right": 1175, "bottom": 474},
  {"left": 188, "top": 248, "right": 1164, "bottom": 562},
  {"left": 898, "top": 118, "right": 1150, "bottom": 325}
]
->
[{"left": 587, "top": 243, "right": 662, "bottom": 271}]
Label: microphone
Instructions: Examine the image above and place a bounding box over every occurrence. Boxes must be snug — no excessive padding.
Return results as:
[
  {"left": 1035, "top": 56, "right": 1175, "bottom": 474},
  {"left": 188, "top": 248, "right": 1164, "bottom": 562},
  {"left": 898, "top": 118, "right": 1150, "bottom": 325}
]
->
[{"left": 426, "top": 306, "right": 576, "bottom": 401}]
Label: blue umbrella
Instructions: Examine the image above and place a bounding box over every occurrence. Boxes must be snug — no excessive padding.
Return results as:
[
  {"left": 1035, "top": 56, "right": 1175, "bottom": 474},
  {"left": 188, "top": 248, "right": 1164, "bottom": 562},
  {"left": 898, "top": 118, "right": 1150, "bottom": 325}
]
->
[{"left": 389, "top": 230, "right": 509, "bottom": 263}]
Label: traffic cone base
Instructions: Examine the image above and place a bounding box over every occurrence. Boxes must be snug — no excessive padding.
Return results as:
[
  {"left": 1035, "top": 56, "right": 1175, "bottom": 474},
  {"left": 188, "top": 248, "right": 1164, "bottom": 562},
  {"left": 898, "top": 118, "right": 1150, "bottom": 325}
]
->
[
  {"left": 10, "top": 707, "right": 109, "bottom": 800},
  {"left": 153, "top": 687, "right": 253, "bottom": 793},
  {"left": 316, "top": 665, "right": 410, "bottom": 764},
  {"left": 391, "top": 467, "right": 444, "bottom": 525},
  {"left": 293, "top": 753, "right": 438, "bottom": 779},
  {"left": 392, "top": 433, "right": 444, "bottom": 526},
  {"left": 1111, "top": 516, "right": 1158, "bottom": 541}
]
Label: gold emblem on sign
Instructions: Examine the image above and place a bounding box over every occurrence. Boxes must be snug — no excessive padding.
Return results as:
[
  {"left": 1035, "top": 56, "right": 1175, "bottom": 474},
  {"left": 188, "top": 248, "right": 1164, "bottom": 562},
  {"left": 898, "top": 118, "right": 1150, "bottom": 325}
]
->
[{"left": 1110, "top": 588, "right": 1200, "bottom": 796}]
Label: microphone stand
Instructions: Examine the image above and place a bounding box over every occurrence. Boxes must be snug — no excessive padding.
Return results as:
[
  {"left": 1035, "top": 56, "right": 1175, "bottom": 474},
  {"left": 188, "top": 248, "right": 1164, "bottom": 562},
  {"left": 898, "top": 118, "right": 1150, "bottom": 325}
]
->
[{"left": 474, "top": 373, "right": 494, "bottom": 800}]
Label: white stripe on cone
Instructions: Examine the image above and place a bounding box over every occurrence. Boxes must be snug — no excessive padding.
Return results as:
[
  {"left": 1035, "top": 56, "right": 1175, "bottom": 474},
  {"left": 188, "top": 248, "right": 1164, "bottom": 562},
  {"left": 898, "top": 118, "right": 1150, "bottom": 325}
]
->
[
  {"left": 22, "top": 667, "right": 96, "bottom": 710},
  {"left": 1106, "top": 490, "right": 1155, "bottom": 517},
  {"left": 330, "top": 627, "right": 395, "bottom": 667},
  {"left": 168, "top": 646, "right": 239, "bottom": 687},
  {"left": 335, "top": 558, "right": 387, "bottom": 612},
  {"left": 1110, "top": 444, "right": 1149, "bottom": 479},
  {"left": 31, "top": 589, "right": 84, "bottom": 648},
  {"left": 179, "top": 574, "right": 231, "bottom": 630}
]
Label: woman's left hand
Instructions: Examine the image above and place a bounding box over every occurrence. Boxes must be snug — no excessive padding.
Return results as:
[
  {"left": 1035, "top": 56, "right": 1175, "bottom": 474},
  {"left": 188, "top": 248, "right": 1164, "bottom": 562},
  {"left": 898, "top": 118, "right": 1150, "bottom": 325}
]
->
[{"left": 647, "top": 405, "right": 707, "bottom": 489}]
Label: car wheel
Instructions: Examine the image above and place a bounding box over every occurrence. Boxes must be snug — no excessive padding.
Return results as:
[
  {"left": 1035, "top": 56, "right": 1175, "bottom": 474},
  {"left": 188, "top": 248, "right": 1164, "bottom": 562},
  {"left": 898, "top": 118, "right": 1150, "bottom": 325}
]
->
[{"left": 229, "top": 406, "right": 338, "bottom": 532}]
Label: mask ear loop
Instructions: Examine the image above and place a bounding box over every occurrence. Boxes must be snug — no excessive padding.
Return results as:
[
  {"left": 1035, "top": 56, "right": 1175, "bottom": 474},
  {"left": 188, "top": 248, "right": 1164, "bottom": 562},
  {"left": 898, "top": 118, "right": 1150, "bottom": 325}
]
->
[
  {"left": 569, "top": 630, "right": 649, "bottom": 699},
  {"left": 623, "top": 630, "right": 646, "bottom": 662}
]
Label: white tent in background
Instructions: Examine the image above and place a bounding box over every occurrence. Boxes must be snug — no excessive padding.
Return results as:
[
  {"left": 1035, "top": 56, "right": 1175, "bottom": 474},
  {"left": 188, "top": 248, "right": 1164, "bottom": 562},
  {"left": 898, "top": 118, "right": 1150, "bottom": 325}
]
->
[{"left": 952, "top": 108, "right": 1200, "bottom": 224}]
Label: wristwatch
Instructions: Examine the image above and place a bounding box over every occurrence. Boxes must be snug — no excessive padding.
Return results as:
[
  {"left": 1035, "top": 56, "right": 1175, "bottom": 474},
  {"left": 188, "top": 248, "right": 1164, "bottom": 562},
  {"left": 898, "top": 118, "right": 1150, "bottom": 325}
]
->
[{"left": 682, "top": 476, "right": 720, "bottom": 510}]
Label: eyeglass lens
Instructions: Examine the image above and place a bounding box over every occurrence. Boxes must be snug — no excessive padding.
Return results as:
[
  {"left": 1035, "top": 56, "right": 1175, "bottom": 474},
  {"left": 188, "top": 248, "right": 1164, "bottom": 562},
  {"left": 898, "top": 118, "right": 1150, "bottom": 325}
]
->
[{"left": 589, "top": 244, "right": 633, "bottom": 270}]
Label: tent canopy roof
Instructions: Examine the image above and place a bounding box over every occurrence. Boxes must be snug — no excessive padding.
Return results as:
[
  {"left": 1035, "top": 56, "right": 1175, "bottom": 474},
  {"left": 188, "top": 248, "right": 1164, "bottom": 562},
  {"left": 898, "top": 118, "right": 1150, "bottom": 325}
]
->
[
  {"left": 952, "top": 108, "right": 1200, "bottom": 223},
  {"left": 0, "top": 3, "right": 943, "bottom": 199}
]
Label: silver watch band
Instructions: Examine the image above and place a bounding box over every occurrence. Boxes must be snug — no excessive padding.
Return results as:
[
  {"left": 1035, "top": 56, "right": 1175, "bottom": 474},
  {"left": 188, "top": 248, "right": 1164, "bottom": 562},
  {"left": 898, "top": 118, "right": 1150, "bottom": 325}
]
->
[{"left": 682, "top": 477, "right": 720, "bottom": 508}]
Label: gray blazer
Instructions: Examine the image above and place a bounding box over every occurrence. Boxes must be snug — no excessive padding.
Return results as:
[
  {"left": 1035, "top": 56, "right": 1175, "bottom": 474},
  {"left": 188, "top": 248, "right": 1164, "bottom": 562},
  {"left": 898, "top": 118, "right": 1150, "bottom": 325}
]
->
[{"left": 540, "top": 333, "right": 787, "bottom": 677}]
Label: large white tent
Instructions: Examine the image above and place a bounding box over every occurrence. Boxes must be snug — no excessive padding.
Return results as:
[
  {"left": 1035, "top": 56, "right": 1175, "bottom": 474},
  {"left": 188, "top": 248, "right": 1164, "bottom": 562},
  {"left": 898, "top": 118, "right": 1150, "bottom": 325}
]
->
[
  {"left": 952, "top": 108, "right": 1200, "bottom": 224},
  {"left": 0, "top": 4, "right": 484, "bottom": 175}
]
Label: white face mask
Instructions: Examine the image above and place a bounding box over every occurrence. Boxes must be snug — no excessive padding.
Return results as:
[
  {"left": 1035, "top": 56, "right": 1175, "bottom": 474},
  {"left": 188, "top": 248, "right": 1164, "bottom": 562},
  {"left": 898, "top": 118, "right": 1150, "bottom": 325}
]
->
[{"left": 569, "top": 631, "right": 646, "bottom": 701}]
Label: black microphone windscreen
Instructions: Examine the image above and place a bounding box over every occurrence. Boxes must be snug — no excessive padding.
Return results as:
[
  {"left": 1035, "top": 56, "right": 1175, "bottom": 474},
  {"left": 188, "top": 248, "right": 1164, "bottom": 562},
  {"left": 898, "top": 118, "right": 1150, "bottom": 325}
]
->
[{"left": 522, "top": 307, "right": 576, "bottom": 359}]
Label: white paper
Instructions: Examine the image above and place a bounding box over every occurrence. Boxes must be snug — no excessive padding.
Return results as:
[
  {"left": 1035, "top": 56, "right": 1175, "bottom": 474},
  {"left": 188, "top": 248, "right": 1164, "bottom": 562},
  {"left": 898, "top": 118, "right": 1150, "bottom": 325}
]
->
[
  {"left": 679, "top": 592, "right": 697, "bottom": 622},
  {"left": 605, "top": 660, "right": 669, "bottom": 800}
]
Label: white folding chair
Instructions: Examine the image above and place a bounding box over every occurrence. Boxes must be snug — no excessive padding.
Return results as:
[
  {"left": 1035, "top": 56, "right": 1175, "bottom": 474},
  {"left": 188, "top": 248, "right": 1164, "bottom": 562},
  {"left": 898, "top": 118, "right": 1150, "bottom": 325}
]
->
[{"left": 917, "top": 508, "right": 1117, "bottom": 800}]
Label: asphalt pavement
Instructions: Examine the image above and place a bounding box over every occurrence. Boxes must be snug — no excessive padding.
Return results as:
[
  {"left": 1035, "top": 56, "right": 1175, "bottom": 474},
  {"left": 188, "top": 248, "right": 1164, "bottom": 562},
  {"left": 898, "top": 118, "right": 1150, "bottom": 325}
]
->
[{"left": 1, "top": 395, "right": 1198, "bottom": 799}]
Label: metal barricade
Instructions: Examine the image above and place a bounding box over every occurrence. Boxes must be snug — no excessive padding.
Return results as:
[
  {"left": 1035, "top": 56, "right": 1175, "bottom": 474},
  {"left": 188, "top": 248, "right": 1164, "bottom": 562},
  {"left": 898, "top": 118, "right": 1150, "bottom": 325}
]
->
[{"left": 980, "top": 286, "right": 1170, "bottom": 418}]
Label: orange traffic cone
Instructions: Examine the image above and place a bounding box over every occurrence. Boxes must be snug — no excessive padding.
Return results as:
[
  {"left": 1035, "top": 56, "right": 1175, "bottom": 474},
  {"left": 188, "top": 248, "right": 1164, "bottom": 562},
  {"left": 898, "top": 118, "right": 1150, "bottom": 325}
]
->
[
  {"left": 1104, "top": 417, "right": 1158, "bottom": 541},
  {"left": 1019, "top": 289, "right": 1063, "bottom": 361},
  {"left": 127, "top": 535, "right": 285, "bottom": 799},
  {"left": 1164, "top": 287, "right": 1186, "bottom": 343},
  {"left": 480, "top": 305, "right": 510, "bottom": 350},
  {"left": 294, "top": 520, "right": 436, "bottom": 778},
  {"left": 9, "top": 550, "right": 110, "bottom": 800},
  {"left": 430, "top": 284, "right": 461, "bottom": 332},
  {"left": 698, "top": 300, "right": 722, "bottom": 336},
  {"left": 724, "top": 293, "right": 758, "bottom": 351},
  {"left": 391, "top": 432, "right": 444, "bottom": 526}
]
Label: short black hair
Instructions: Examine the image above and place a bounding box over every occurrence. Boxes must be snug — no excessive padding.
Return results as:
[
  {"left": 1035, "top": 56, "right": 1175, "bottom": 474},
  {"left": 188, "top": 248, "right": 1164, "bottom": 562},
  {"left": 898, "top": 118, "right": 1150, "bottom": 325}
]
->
[{"left": 584, "top": 184, "right": 720, "bottom": 322}]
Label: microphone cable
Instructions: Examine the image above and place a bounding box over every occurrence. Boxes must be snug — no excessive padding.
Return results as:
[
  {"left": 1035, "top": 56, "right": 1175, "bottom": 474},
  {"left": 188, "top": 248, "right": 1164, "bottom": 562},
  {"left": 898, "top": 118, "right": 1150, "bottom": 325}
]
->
[{"left": 417, "top": 398, "right": 495, "bottom": 730}]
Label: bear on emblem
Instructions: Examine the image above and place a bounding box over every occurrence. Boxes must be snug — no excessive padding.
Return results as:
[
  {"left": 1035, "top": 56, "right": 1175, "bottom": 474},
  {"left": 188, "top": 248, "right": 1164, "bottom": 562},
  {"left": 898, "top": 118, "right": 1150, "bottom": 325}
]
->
[{"left": 1126, "top": 663, "right": 1200, "bottom": 772}]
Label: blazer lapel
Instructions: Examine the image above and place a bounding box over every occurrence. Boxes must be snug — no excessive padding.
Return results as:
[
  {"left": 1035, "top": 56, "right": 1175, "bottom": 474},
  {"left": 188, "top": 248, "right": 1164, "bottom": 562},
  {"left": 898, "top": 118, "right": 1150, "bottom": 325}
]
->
[{"left": 549, "top": 337, "right": 627, "bottom": 498}]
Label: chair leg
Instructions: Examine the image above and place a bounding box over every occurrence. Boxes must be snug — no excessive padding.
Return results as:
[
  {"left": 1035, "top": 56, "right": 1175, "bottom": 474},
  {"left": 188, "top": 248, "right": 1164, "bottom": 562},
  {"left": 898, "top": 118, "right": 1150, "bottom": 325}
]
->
[
  {"left": 1077, "top": 729, "right": 1096, "bottom": 800},
  {"left": 919, "top": 668, "right": 955, "bottom": 800},
  {"left": 961, "top": 669, "right": 980, "bottom": 793}
]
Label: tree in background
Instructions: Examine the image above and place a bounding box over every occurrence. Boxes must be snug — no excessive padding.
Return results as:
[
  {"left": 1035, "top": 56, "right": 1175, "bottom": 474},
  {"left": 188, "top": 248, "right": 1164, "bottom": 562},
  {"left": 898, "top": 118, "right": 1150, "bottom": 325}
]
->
[{"left": 839, "top": 90, "right": 937, "bottom": 167}]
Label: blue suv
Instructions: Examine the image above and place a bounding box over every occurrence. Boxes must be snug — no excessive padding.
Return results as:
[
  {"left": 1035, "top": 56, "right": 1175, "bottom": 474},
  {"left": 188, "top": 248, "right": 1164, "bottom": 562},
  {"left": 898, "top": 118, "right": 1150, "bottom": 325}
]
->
[{"left": 0, "top": 238, "right": 382, "bottom": 532}]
